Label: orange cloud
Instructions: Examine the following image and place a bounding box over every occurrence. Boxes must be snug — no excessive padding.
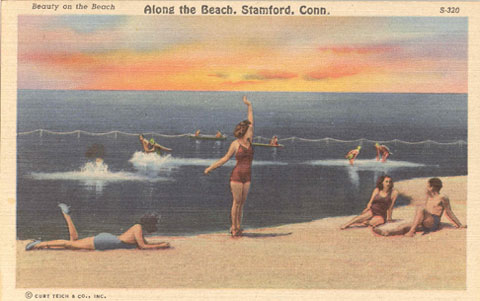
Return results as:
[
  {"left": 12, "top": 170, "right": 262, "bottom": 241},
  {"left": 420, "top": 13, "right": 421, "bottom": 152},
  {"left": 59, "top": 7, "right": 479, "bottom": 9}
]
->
[
  {"left": 19, "top": 53, "right": 98, "bottom": 69},
  {"left": 221, "top": 80, "right": 262, "bottom": 87},
  {"left": 306, "top": 64, "right": 369, "bottom": 80}
]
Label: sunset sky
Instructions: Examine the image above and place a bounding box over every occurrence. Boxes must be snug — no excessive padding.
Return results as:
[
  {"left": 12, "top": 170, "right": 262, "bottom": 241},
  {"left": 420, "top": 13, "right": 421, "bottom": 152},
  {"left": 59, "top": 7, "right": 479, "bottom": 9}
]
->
[{"left": 18, "top": 16, "right": 467, "bottom": 93}]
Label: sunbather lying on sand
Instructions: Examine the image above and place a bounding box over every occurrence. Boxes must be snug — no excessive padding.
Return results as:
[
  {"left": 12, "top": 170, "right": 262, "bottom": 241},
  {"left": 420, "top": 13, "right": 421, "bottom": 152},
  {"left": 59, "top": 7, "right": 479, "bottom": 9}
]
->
[{"left": 26, "top": 204, "right": 170, "bottom": 251}]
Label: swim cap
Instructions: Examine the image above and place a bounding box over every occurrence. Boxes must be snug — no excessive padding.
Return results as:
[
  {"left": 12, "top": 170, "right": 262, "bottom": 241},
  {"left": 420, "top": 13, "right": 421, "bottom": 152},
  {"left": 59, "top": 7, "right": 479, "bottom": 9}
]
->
[
  {"left": 375, "top": 143, "right": 380, "bottom": 147},
  {"left": 357, "top": 146, "right": 362, "bottom": 150},
  {"left": 149, "top": 138, "right": 155, "bottom": 144}
]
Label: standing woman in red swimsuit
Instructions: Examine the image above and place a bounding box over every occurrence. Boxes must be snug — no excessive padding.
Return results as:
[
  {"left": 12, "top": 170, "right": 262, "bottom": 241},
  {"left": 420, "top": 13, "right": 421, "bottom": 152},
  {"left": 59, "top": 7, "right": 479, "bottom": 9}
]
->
[{"left": 204, "top": 96, "right": 254, "bottom": 237}]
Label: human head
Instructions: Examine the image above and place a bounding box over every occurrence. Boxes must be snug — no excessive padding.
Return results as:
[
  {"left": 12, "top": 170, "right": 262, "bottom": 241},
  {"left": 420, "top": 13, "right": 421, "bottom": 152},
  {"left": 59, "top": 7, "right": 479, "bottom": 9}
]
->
[
  {"left": 376, "top": 175, "right": 393, "bottom": 191},
  {"left": 85, "top": 143, "right": 104, "bottom": 159},
  {"left": 375, "top": 143, "right": 380, "bottom": 147},
  {"left": 428, "top": 178, "right": 443, "bottom": 193},
  {"left": 140, "top": 213, "right": 159, "bottom": 233},
  {"left": 149, "top": 138, "right": 155, "bottom": 145},
  {"left": 139, "top": 134, "right": 144, "bottom": 140},
  {"left": 234, "top": 120, "right": 251, "bottom": 138},
  {"left": 357, "top": 146, "right": 362, "bottom": 150}
]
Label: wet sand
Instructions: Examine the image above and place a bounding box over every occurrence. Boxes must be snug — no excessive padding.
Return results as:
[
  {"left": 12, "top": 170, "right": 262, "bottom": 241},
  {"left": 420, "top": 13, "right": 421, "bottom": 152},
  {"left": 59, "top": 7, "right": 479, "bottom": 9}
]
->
[{"left": 17, "top": 176, "right": 467, "bottom": 289}]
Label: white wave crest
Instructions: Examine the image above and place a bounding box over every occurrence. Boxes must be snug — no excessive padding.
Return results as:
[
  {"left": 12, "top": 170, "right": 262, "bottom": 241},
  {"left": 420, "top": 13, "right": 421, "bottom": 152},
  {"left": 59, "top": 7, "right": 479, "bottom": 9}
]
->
[
  {"left": 129, "top": 151, "right": 287, "bottom": 170},
  {"left": 304, "top": 159, "right": 426, "bottom": 171},
  {"left": 31, "top": 161, "right": 168, "bottom": 183}
]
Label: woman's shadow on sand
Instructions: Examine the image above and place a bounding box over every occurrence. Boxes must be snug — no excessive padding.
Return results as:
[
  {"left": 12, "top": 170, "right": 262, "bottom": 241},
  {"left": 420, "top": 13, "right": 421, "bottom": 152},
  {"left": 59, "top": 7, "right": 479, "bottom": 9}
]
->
[{"left": 241, "top": 232, "right": 292, "bottom": 238}]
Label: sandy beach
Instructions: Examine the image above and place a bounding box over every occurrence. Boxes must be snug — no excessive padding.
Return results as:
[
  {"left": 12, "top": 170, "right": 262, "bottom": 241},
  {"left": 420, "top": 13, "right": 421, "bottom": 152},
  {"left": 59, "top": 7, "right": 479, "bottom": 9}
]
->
[{"left": 16, "top": 176, "right": 467, "bottom": 289}]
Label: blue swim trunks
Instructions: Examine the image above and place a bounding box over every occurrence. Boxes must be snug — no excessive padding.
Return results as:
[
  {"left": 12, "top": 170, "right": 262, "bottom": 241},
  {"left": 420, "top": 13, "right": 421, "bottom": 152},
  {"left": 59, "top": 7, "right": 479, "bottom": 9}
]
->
[
  {"left": 424, "top": 214, "right": 441, "bottom": 233},
  {"left": 93, "top": 233, "right": 137, "bottom": 251}
]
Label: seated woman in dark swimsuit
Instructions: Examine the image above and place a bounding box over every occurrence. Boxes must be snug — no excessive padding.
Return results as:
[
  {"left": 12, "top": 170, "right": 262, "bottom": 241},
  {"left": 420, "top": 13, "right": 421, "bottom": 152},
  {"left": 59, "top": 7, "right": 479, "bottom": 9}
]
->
[
  {"left": 205, "top": 96, "right": 254, "bottom": 237},
  {"left": 26, "top": 204, "right": 170, "bottom": 251},
  {"left": 340, "top": 175, "right": 399, "bottom": 230}
]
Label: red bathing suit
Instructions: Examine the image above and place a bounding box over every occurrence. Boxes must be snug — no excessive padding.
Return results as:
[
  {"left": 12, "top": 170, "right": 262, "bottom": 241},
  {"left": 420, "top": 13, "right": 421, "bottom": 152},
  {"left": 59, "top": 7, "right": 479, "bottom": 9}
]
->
[
  {"left": 370, "top": 190, "right": 393, "bottom": 221},
  {"left": 230, "top": 143, "right": 254, "bottom": 183}
]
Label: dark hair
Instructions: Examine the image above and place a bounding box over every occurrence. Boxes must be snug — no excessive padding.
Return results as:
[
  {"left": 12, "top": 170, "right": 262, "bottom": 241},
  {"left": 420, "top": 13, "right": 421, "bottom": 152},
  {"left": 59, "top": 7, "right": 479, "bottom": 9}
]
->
[
  {"left": 85, "top": 144, "right": 105, "bottom": 159},
  {"left": 139, "top": 213, "right": 159, "bottom": 233},
  {"left": 376, "top": 175, "right": 393, "bottom": 191},
  {"left": 428, "top": 178, "right": 443, "bottom": 192},
  {"left": 233, "top": 120, "right": 251, "bottom": 138}
]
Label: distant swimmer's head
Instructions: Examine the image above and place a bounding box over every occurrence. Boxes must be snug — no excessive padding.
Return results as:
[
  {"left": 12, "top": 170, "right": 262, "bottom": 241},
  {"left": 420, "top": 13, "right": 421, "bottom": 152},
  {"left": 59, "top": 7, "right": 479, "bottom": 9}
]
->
[
  {"left": 428, "top": 177, "right": 443, "bottom": 193},
  {"left": 376, "top": 175, "right": 394, "bottom": 191},
  {"left": 149, "top": 138, "right": 155, "bottom": 145},
  {"left": 140, "top": 213, "right": 159, "bottom": 233},
  {"left": 234, "top": 120, "right": 251, "bottom": 138},
  {"left": 85, "top": 143, "right": 105, "bottom": 159}
]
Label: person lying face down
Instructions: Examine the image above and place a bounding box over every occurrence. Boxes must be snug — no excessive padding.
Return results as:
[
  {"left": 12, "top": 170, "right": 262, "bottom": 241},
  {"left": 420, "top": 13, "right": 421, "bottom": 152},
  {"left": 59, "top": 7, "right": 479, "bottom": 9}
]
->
[{"left": 26, "top": 205, "right": 170, "bottom": 251}]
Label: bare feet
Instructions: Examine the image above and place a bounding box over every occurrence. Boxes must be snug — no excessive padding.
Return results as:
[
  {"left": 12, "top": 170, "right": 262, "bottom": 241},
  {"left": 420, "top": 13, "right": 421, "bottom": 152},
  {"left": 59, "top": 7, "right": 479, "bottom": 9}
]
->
[
  {"left": 230, "top": 227, "right": 242, "bottom": 237},
  {"left": 404, "top": 231, "right": 415, "bottom": 237}
]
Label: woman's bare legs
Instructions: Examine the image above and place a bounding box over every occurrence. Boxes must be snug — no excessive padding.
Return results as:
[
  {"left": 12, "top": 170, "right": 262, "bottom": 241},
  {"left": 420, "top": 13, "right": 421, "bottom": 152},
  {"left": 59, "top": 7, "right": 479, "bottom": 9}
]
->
[
  {"left": 230, "top": 181, "right": 250, "bottom": 236},
  {"left": 369, "top": 216, "right": 385, "bottom": 227},
  {"left": 30, "top": 205, "right": 96, "bottom": 250},
  {"left": 34, "top": 237, "right": 95, "bottom": 250},
  {"left": 62, "top": 212, "right": 79, "bottom": 241},
  {"left": 236, "top": 182, "right": 250, "bottom": 234},
  {"left": 340, "top": 210, "right": 373, "bottom": 230},
  {"left": 405, "top": 206, "right": 434, "bottom": 237}
]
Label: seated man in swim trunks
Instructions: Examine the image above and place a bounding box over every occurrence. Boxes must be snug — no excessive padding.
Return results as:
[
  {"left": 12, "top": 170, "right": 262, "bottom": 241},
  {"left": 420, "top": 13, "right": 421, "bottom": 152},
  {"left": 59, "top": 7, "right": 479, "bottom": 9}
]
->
[
  {"left": 26, "top": 204, "right": 170, "bottom": 251},
  {"left": 374, "top": 178, "right": 466, "bottom": 236}
]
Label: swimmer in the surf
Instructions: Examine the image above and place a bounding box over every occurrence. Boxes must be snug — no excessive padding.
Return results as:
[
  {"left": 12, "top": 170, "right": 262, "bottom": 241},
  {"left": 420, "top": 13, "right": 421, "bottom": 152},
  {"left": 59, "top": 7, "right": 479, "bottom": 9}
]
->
[
  {"left": 269, "top": 136, "right": 279, "bottom": 146},
  {"left": 204, "top": 96, "right": 254, "bottom": 237},
  {"left": 215, "top": 131, "right": 223, "bottom": 138},
  {"left": 345, "top": 146, "right": 361, "bottom": 166},
  {"left": 25, "top": 204, "right": 170, "bottom": 251},
  {"left": 195, "top": 129, "right": 201, "bottom": 137},
  {"left": 139, "top": 134, "right": 172, "bottom": 154},
  {"left": 85, "top": 143, "right": 105, "bottom": 164},
  {"left": 375, "top": 143, "right": 392, "bottom": 162}
]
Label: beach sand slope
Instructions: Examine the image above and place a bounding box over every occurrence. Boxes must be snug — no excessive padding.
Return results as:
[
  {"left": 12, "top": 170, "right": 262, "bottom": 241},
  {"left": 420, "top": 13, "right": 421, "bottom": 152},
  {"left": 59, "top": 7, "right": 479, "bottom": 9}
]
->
[{"left": 16, "top": 176, "right": 466, "bottom": 289}]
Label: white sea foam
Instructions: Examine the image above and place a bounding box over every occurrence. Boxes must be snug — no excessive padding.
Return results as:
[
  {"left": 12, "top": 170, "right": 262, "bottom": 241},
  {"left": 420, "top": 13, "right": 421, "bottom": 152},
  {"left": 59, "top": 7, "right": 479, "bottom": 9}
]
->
[
  {"left": 304, "top": 159, "right": 426, "bottom": 171},
  {"left": 30, "top": 161, "right": 167, "bottom": 183},
  {"left": 128, "top": 151, "right": 287, "bottom": 170}
]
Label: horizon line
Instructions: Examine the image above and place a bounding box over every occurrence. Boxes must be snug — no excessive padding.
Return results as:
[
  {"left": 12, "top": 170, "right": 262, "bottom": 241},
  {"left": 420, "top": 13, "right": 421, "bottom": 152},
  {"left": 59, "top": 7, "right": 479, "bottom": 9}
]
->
[{"left": 17, "top": 88, "right": 467, "bottom": 95}]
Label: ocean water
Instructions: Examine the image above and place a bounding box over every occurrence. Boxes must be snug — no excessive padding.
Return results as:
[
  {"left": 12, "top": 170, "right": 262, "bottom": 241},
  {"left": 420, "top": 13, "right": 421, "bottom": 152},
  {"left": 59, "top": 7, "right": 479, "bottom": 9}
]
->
[{"left": 17, "top": 90, "right": 467, "bottom": 240}]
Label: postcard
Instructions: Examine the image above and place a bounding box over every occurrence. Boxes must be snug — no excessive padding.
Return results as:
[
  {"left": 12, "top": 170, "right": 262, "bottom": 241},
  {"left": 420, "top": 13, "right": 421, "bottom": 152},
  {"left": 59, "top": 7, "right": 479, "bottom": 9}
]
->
[{"left": 1, "top": 1, "right": 479, "bottom": 300}]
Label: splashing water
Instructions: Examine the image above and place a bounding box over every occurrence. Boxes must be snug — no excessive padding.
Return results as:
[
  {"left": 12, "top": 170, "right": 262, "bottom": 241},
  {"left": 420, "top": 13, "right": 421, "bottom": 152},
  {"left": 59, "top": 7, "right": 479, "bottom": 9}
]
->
[{"left": 30, "top": 160, "right": 168, "bottom": 186}]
